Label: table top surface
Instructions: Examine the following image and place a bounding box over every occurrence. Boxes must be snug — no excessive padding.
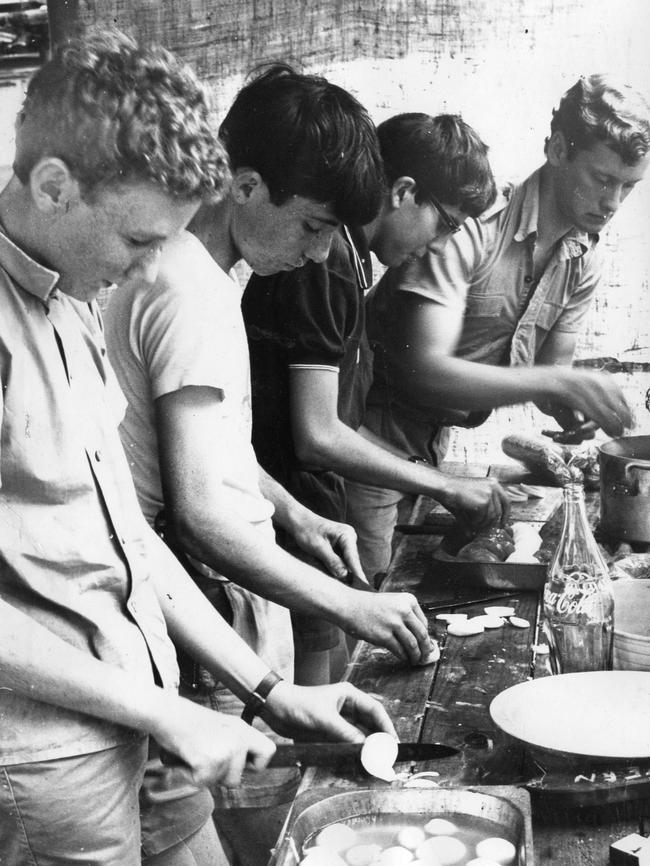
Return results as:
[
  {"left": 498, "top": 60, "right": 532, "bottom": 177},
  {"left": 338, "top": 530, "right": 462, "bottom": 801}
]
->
[{"left": 283, "top": 464, "right": 650, "bottom": 866}]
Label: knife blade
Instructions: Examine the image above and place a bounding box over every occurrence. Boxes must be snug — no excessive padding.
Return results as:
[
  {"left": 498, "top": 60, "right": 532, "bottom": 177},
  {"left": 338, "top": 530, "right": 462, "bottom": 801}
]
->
[{"left": 267, "top": 741, "right": 457, "bottom": 768}]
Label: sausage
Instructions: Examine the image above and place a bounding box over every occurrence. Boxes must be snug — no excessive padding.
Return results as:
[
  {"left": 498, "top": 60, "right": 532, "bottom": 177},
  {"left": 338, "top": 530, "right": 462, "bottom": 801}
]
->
[{"left": 501, "top": 433, "right": 574, "bottom": 486}]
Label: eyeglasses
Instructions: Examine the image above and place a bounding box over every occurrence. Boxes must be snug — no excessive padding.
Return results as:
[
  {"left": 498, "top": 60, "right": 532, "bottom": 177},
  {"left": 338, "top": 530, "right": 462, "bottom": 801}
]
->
[{"left": 429, "top": 195, "right": 461, "bottom": 235}]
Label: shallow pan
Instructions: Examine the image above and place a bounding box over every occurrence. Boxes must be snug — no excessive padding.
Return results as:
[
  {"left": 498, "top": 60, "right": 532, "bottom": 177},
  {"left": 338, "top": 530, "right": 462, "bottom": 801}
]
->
[
  {"left": 272, "top": 785, "right": 533, "bottom": 865},
  {"left": 431, "top": 558, "right": 546, "bottom": 591}
]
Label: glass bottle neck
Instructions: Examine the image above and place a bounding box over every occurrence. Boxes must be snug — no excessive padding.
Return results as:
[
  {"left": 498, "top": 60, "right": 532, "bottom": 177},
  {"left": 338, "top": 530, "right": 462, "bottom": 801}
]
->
[
  {"left": 552, "top": 481, "right": 608, "bottom": 579},
  {"left": 561, "top": 482, "right": 589, "bottom": 527}
]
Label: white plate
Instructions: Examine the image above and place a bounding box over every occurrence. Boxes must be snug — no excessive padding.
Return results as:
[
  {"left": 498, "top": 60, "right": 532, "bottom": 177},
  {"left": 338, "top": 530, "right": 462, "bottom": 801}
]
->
[{"left": 489, "top": 672, "right": 650, "bottom": 759}]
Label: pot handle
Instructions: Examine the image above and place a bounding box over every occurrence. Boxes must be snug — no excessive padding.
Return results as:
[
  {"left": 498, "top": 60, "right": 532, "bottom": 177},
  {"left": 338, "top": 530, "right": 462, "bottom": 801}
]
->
[
  {"left": 624, "top": 461, "right": 650, "bottom": 475},
  {"left": 615, "top": 461, "right": 650, "bottom": 496}
]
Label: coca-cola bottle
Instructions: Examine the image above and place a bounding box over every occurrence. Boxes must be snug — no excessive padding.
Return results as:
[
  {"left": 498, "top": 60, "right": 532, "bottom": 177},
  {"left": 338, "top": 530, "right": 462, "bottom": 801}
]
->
[{"left": 543, "top": 481, "right": 614, "bottom": 674}]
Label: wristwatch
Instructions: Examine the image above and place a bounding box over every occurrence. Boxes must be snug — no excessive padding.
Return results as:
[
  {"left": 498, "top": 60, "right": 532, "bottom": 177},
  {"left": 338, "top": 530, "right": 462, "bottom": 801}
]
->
[{"left": 241, "top": 671, "right": 283, "bottom": 725}]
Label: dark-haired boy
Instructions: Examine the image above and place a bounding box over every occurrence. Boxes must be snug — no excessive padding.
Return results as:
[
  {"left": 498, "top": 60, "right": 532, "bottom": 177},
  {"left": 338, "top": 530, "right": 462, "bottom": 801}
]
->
[
  {"left": 243, "top": 113, "right": 510, "bottom": 594},
  {"left": 105, "top": 65, "right": 429, "bottom": 866}
]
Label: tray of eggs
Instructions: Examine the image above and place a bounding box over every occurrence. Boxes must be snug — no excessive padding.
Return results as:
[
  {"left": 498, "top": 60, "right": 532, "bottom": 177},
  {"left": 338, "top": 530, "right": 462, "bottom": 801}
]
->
[
  {"left": 430, "top": 523, "right": 547, "bottom": 591},
  {"left": 272, "top": 786, "right": 533, "bottom": 865}
]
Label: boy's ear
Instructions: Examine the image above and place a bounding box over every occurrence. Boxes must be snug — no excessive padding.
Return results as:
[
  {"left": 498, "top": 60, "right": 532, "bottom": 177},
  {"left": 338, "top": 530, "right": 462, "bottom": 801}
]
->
[
  {"left": 390, "top": 176, "right": 417, "bottom": 210},
  {"left": 230, "top": 168, "right": 266, "bottom": 204},
  {"left": 29, "top": 157, "right": 79, "bottom": 215},
  {"left": 546, "top": 130, "right": 570, "bottom": 167}
]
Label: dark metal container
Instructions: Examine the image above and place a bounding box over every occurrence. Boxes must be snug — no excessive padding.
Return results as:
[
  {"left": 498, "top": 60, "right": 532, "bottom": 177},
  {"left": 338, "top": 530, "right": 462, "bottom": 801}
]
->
[{"left": 600, "top": 435, "right": 650, "bottom": 543}]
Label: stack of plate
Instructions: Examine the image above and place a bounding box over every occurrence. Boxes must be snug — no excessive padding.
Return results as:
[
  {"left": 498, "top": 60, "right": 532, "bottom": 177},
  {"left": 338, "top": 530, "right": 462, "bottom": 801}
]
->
[{"left": 613, "top": 577, "right": 650, "bottom": 671}]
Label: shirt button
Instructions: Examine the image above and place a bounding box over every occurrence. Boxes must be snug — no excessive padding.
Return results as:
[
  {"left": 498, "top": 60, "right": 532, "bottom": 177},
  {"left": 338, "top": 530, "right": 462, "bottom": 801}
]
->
[
  {"left": 94, "top": 450, "right": 102, "bottom": 462},
  {"left": 524, "top": 275, "right": 533, "bottom": 284}
]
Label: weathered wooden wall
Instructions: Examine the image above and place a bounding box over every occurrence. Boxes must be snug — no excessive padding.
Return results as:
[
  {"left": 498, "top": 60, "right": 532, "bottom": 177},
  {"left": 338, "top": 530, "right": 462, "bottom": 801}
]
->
[{"left": 47, "top": 0, "right": 650, "bottom": 459}]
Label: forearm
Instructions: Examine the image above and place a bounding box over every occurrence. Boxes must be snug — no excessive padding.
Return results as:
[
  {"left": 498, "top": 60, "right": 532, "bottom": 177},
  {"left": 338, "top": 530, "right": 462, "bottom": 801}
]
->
[
  {"left": 166, "top": 506, "right": 353, "bottom": 624},
  {"left": 295, "top": 414, "right": 460, "bottom": 500},
  {"left": 258, "top": 463, "right": 311, "bottom": 533},
  {"left": 393, "top": 353, "right": 559, "bottom": 412},
  {"left": 148, "top": 538, "right": 271, "bottom": 699}
]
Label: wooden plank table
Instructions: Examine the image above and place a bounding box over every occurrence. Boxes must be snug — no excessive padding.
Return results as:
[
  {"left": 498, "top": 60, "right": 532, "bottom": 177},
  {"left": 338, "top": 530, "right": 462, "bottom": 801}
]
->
[{"left": 280, "top": 464, "right": 650, "bottom": 865}]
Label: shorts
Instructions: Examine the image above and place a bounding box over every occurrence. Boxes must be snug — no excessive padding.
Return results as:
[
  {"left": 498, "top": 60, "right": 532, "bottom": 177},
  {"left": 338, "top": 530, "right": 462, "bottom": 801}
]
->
[
  {"left": 139, "top": 688, "right": 300, "bottom": 855},
  {"left": 0, "top": 738, "right": 148, "bottom": 866},
  {"left": 139, "top": 744, "right": 215, "bottom": 858},
  {"left": 344, "top": 478, "right": 406, "bottom": 582},
  {"left": 284, "top": 467, "right": 348, "bottom": 652},
  {"left": 141, "top": 523, "right": 296, "bottom": 853}
]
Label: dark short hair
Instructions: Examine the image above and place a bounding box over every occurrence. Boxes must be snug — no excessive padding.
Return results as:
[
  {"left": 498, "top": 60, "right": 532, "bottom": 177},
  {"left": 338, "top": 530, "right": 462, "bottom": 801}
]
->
[
  {"left": 14, "top": 29, "right": 229, "bottom": 200},
  {"left": 377, "top": 113, "right": 496, "bottom": 217},
  {"left": 219, "top": 63, "right": 383, "bottom": 226},
  {"left": 547, "top": 74, "right": 650, "bottom": 164}
]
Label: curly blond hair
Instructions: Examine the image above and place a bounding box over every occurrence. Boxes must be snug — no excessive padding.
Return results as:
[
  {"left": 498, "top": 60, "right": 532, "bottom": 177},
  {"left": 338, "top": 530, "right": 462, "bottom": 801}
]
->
[{"left": 14, "top": 29, "right": 229, "bottom": 200}]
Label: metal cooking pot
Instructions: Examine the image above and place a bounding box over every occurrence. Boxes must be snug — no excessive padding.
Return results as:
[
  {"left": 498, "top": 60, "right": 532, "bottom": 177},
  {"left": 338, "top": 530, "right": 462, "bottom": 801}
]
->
[{"left": 599, "top": 435, "right": 650, "bottom": 542}]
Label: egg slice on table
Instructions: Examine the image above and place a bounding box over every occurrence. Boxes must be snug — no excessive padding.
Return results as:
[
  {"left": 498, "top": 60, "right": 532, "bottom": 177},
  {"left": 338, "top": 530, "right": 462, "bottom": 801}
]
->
[{"left": 415, "top": 639, "right": 441, "bottom": 666}]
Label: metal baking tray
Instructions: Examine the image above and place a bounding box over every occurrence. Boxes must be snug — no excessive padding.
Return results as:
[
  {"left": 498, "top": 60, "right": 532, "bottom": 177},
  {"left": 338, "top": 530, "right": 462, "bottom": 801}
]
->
[
  {"left": 426, "top": 524, "right": 547, "bottom": 591},
  {"left": 271, "top": 785, "right": 534, "bottom": 865},
  {"left": 431, "top": 558, "right": 547, "bottom": 591}
]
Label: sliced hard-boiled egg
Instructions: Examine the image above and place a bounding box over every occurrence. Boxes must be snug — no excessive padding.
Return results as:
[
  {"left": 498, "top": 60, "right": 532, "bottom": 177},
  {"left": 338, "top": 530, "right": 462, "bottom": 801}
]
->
[
  {"left": 447, "top": 620, "right": 485, "bottom": 637},
  {"left": 360, "top": 731, "right": 399, "bottom": 782},
  {"left": 415, "top": 639, "right": 441, "bottom": 666},
  {"left": 484, "top": 606, "right": 516, "bottom": 618},
  {"left": 435, "top": 613, "right": 468, "bottom": 623},
  {"left": 468, "top": 615, "right": 505, "bottom": 629}
]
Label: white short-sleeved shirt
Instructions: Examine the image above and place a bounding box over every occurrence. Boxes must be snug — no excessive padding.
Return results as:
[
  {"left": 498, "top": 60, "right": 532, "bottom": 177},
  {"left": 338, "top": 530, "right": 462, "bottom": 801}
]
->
[{"left": 104, "top": 231, "right": 275, "bottom": 531}]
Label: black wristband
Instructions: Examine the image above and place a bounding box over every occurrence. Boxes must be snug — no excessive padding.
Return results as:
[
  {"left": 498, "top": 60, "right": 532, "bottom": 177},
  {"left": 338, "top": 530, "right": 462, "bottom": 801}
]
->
[{"left": 241, "top": 671, "right": 283, "bottom": 726}]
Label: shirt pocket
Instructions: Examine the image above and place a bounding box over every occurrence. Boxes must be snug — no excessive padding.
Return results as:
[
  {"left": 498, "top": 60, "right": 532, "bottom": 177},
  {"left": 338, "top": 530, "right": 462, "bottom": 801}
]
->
[{"left": 465, "top": 292, "right": 504, "bottom": 319}]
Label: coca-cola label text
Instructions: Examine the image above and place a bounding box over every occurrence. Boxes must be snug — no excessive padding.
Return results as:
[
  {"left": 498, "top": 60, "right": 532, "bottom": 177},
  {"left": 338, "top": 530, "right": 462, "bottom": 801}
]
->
[{"left": 544, "top": 574, "right": 599, "bottom": 617}]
